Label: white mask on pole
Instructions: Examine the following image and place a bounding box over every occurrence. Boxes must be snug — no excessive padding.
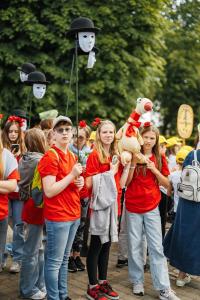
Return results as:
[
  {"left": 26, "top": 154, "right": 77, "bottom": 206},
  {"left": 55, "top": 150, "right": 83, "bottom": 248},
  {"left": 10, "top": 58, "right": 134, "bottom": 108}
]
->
[
  {"left": 78, "top": 32, "right": 95, "bottom": 52},
  {"left": 20, "top": 71, "right": 28, "bottom": 82},
  {"left": 33, "top": 84, "right": 46, "bottom": 99}
]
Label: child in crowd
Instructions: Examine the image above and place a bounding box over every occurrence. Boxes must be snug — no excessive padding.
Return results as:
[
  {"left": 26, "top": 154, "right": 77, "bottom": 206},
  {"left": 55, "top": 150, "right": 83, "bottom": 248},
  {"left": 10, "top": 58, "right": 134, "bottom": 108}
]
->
[
  {"left": 38, "top": 116, "right": 84, "bottom": 300},
  {"left": 167, "top": 148, "right": 190, "bottom": 221},
  {"left": 121, "top": 125, "right": 180, "bottom": 300},
  {"left": 166, "top": 137, "right": 182, "bottom": 171},
  {"left": 0, "top": 131, "right": 19, "bottom": 272},
  {"left": 68, "top": 122, "right": 92, "bottom": 272},
  {"left": 19, "top": 128, "right": 47, "bottom": 300},
  {"left": 85, "top": 119, "right": 120, "bottom": 300},
  {"left": 2, "top": 115, "right": 26, "bottom": 273}
]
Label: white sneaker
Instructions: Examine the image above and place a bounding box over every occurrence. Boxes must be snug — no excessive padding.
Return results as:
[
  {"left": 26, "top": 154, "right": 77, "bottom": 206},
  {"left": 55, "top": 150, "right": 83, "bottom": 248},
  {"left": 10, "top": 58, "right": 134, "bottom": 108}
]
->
[
  {"left": 40, "top": 287, "right": 47, "bottom": 294},
  {"left": 160, "top": 289, "right": 180, "bottom": 300},
  {"left": 30, "top": 290, "right": 46, "bottom": 300},
  {"left": 9, "top": 261, "right": 21, "bottom": 273},
  {"left": 133, "top": 283, "right": 144, "bottom": 296},
  {"left": 176, "top": 275, "right": 191, "bottom": 287}
]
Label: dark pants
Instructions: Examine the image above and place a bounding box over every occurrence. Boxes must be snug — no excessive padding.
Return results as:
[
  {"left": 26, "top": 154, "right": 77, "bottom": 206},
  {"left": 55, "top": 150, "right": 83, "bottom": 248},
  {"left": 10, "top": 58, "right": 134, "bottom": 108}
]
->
[
  {"left": 71, "top": 198, "right": 89, "bottom": 252},
  {"left": 159, "top": 192, "right": 169, "bottom": 239},
  {"left": 86, "top": 235, "right": 111, "bottom": 285}
]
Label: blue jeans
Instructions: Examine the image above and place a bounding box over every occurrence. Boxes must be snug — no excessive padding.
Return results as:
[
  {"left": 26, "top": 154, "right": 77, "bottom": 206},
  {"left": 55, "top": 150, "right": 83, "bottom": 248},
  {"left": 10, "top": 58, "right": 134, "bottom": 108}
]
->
[
  {"left": 126, "top": 207, "right": 170, "bottom": 290},
  {"left": 20, "top": 224, "right": 45, "bottom": 297},
  {"left": 9, "top": 200, "right": 25, "bottom": 262},
  {"left": 45, "top": 219, "right": 80, "bottom": 300},
  {"left": 0, "top": 217, "right": 8, "bottom": 266}
]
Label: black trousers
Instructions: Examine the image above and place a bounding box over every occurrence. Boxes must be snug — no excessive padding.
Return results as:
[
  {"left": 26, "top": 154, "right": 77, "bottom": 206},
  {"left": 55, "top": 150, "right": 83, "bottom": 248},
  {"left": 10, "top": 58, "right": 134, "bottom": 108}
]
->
[
  {"left": 159, "top": 191, "right": 169, "bottom": 239},
  {"left": 86, "top": 235, "right": 111, "bottom": 285}
]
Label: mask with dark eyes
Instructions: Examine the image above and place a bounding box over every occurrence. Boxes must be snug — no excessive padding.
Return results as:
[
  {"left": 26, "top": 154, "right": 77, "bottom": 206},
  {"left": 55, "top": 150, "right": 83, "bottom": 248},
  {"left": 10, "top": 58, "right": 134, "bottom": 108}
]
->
[{"left": 78, "top": 31, "right": 95, "bottom": 52}]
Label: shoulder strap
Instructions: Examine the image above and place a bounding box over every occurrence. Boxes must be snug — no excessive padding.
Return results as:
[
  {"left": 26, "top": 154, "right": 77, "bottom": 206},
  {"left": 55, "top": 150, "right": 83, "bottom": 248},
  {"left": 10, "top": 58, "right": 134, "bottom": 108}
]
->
[
  {"left": 192, "top": 150, "right": 200, "bottom": 168},
  {"left": 194, "top": 150, "right": 197, "bottom": 162},
  {"left": 49, "top": 148, "right": 59, "bottom": 161},
  {"left": 68, "top": 150, "right": 76, "bottom": 160}
]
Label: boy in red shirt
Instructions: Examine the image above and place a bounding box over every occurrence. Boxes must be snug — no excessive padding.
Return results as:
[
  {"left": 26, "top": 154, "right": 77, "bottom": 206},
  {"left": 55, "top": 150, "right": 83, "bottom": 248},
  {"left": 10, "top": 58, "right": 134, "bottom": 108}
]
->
[{"left": 38, "top": 116, "right": 84, "bottom": 300}]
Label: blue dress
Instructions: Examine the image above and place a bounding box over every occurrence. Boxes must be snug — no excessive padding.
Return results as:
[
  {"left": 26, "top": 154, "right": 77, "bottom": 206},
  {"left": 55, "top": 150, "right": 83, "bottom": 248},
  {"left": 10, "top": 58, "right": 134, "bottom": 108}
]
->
[{"left": 163, "top": 150, "right": 200, "bottom": 275}]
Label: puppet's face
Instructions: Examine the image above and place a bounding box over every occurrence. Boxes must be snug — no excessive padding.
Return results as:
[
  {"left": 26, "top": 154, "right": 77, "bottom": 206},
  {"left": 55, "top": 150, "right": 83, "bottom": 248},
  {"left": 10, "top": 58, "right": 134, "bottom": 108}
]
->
[
  {"left": 33, "top": 84, "right": 46, "bottom": 99},
  {"left": 20, "top": 71, "right": 28, "bottom": 82},
  {"left": 78, "top": 32, "right": 95, "bottom": 52}
]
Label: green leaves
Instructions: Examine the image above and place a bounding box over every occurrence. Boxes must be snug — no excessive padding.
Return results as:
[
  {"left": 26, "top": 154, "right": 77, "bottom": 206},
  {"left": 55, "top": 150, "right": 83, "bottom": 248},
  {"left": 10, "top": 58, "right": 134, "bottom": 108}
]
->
[{"left": 0, "top": 0, "right": 170, "bottom": 127}]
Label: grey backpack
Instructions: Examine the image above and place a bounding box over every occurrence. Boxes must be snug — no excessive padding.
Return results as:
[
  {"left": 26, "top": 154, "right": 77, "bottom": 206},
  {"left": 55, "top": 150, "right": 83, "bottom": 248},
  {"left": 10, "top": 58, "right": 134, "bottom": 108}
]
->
[{"left": 178, "top": 150, "right": 200, "bottom": 202}]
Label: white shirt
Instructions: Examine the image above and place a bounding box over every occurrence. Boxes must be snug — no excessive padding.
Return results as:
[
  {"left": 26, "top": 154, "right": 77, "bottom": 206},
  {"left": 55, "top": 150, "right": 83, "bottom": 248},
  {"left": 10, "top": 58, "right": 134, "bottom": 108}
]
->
[{"left": 169, "top": 170, "right": 182, "bottom": 212}]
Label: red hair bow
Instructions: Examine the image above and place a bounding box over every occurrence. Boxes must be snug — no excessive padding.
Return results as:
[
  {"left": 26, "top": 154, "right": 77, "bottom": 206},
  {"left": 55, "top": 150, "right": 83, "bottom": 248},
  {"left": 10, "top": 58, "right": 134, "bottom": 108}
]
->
[
  {"left": 0, "top": 114, "right": 4, "bottom": 119},
  {"left": 92, "top": 117, "right": 101, "bottom": 127},
  {"left": 126, "top": 121, "right": 141, "bottom": 137},
  {"left": 143, "top": 121, "right": 152, "bottom": 127},
  {"left": 7, "top": 115, "right": 24, "bottom": 127},
  {"left": 79, "top": 120, "right": 87, "bottom": 128}
]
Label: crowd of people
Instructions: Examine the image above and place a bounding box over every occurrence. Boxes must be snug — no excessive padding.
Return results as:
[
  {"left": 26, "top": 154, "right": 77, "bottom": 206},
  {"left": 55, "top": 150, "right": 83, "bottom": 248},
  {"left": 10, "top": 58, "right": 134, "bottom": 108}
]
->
[{"left": 0, "top": 109, "right": 200, "bottom": 300}]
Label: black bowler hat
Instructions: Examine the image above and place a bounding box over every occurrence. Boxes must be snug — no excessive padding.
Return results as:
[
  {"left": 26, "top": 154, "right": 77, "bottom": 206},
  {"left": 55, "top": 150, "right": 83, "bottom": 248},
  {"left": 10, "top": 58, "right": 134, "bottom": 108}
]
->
[
  {"left": 25, "top": 71, "right": 50, "bottom": 86},
  {"left": 17, "top": 62, "right": 36, "bottom": 74},
  {"left": 67, "top": 17, "right": 99, "bottom": 37},
  {"left": 12, "top": 109, "right": 28, "bottom": 120}
]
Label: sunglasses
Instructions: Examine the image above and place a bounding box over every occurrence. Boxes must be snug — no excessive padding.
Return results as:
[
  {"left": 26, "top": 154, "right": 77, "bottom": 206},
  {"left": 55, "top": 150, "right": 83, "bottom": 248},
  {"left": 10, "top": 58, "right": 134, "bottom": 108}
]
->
[
  {"left": 56, "top": 127, "right": 72, "bottom": 134},
  {"left": 73, "top": 135, "right": 85, "bottom": 140}
]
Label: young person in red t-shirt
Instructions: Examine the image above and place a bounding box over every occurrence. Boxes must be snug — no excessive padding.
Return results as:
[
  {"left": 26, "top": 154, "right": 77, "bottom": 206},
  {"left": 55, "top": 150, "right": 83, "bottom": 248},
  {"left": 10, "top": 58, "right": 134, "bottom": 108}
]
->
[
  {"left": 0, "top": 134, "right": 19, "bottom": 272},
  {"left": 85, "top": 119, "right": 120, "bottom": 300},
  {"left": 121, "top": 125, "right": 180, "bottom": 300},
  {"left": 2, "top": 116, "right": 26, "bottom": 273},
  {"left": 38, "top": 116, "right": 84, "bottom": 300},
  {"left": 19, "top": 128, "right": 47, "bottom": 300}
]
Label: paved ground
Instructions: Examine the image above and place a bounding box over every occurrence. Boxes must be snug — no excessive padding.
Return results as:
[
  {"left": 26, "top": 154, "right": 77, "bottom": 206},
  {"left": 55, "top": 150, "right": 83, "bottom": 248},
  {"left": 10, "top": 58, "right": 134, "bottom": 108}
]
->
[{"left": 1, "top": 243, "right": 200, "bottom": 300}]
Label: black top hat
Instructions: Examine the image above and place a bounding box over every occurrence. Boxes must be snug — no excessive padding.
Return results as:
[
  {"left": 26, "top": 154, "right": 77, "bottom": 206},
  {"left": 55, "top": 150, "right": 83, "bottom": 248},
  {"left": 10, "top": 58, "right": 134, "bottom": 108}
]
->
[
  {"left": 25, "top": 71, "right": 50, "bottom": 86},
  {"left": 67, "top": 17, "right": 99, "bottom": 38},
  {"left": 17, "top": 62, "right": 36, "bottom": 74},
  {"left": 12, "top": 109, "right": 28, "bottom": 120}
]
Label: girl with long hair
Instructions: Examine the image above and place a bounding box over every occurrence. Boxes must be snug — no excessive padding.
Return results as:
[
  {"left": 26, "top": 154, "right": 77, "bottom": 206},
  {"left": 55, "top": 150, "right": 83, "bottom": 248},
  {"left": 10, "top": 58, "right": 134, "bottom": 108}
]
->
[
  {"left": 0, "top": 130, "right": 19, "bottom": 272},
  {"left": 85, "top": 119, "right": 121, "bottom": 300},
  {"left": 2, "top": 116, "right": 26, "bottom": 273},
  {"left": 19, "top": 128, "right": 47, "bottom": 300},
  {"left": 121, "top": 125, "right": 180, "bottom": 300}
]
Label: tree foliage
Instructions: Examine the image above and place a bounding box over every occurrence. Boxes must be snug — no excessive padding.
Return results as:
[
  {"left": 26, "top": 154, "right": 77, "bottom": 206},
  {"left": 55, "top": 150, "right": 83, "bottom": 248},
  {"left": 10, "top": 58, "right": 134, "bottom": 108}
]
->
[
  {"left": 158, "top": 0, "right": 200, "bottom": 135},
  {"left": 0, "top": 0, "right": 169, "bottom": 126}
]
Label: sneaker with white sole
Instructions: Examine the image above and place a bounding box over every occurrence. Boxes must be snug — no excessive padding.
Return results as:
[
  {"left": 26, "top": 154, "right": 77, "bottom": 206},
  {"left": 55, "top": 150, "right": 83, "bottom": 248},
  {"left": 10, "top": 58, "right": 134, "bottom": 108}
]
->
[
  {"left": 176, "top": 275, "right": 191, "bottom": 287},
  {"left": 133, "top": 283, "right": 144, "bottom": 296},
  {"left": 159, "top": 289, "right": 180, "bottom": 300},
  {"left": 9, "top": 261, "right": 21, "bottom": 273},
  {"left": 30, "top": 290, "right": 46, "bottom": 300}
]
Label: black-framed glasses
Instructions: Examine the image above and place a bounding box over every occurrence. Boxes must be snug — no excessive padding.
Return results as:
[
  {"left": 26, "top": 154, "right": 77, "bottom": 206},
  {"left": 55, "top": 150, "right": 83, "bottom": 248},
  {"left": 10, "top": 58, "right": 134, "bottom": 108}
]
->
[{"left": 56, "top": 127, "right": 72, "bottom": 134}]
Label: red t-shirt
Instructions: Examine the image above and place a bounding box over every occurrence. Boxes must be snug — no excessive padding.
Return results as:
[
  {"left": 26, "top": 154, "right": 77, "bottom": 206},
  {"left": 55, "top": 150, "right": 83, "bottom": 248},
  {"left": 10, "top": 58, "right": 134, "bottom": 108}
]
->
[
  {"left": 38, "top": 145, "right": 81, "bottom": 222},
  {"left": 85, "top": 149, "right": 123, "bottom": 215},
  {"left": 0, "top": 169, "right": 20, "bottom": 220},
  {"left": 22, "top": 198, "right": 44, "bottom": 225},
  {"left": 9, "top": 155, "right": 20, "bottom": 200},
  {"left": 125, "top": 154, "right": 169, "bottom": 214}
]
